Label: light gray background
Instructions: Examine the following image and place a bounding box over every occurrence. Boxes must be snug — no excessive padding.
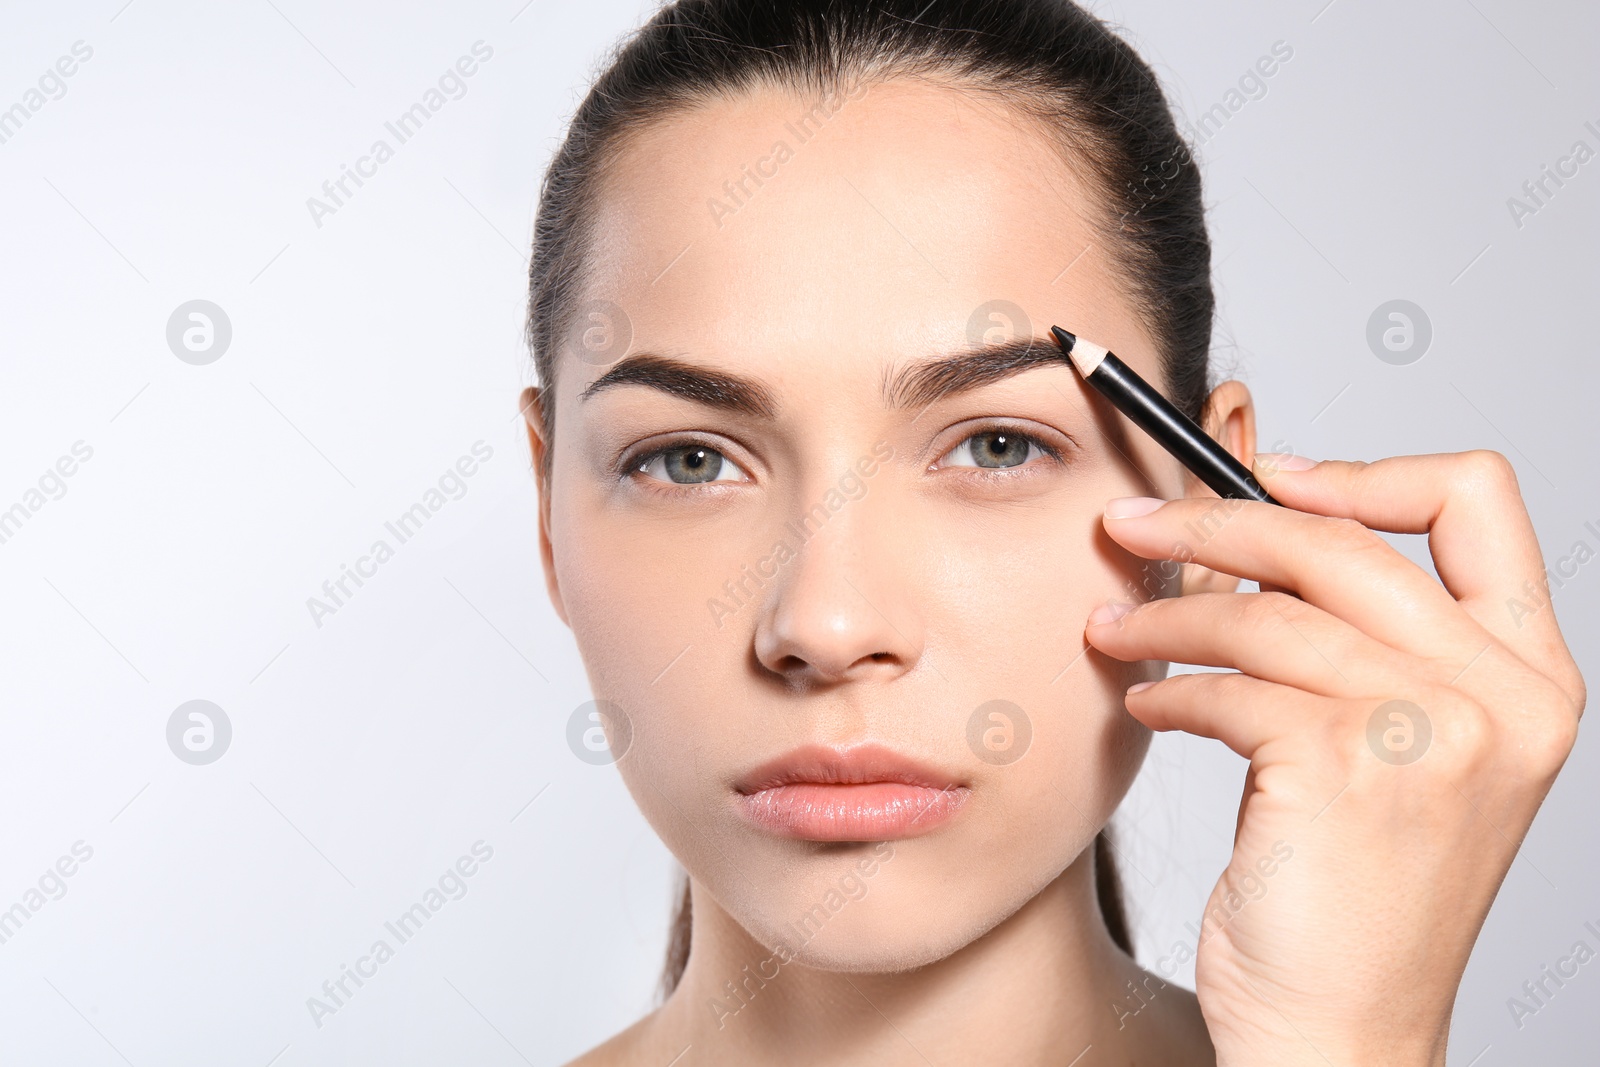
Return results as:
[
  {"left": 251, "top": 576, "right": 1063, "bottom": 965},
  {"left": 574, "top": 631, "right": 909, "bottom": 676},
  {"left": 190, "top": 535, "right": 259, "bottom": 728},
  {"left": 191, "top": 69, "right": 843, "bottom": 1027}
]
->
[{"left": 1, "top": 0, "right": 1595, "bottom": 1063}]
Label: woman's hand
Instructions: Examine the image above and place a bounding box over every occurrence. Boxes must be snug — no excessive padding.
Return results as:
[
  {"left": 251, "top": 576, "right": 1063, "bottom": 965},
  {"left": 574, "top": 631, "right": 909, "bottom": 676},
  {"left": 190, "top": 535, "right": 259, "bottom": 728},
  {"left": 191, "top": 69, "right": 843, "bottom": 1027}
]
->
[{"left": 1083, "top": 450, "right": 1587, "bottom": 1067}]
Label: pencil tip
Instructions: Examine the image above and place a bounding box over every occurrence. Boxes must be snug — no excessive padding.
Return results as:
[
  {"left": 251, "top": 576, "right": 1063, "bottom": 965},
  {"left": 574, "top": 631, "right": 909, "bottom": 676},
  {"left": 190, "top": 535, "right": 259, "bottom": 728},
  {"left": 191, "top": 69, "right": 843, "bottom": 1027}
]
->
[{"left": 1051, "top": 327, "right": 1108, "bottom": 377}]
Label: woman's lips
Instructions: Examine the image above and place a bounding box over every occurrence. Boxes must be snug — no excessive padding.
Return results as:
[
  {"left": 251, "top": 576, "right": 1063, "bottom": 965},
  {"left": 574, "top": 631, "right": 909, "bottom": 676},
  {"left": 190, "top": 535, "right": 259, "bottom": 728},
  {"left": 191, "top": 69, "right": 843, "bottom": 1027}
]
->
[
  {"left": 733, "top": 743, "right": 971, "bottom": 841},
  {"left": 736, "top": 782, "right": 970, "bottom": 840}
]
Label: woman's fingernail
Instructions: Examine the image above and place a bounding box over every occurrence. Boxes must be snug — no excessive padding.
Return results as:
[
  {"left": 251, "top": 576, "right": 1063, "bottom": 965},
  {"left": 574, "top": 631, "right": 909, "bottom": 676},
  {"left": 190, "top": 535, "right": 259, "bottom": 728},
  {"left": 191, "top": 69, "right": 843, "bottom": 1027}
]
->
[
  {"left": 1253, "top": 452, "right": 1318, "bottom": 473},
  {"left": 1105, "top": 496, "right": 1166, "bottom": 519},
  {"left": 1126, "top": 680, "right": 1157, "bottom": 694},
  {"left": 1087, "top": 600, "right": 1136, "bottom": 626}
]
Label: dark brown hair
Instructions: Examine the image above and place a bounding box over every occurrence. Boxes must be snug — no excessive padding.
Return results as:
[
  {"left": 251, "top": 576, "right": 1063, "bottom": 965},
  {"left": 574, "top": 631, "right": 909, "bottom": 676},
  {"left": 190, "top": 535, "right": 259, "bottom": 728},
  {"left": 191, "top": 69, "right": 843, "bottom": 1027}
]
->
[{"left": 527, "top": 0, "right": 1212, "bottom": 999}]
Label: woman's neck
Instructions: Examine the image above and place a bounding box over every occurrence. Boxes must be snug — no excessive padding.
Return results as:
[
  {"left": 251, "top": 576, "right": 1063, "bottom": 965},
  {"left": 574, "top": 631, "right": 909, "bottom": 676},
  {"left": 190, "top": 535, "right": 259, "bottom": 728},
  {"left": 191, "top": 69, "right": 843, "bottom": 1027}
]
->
[{"left": 606, "top": 852, "right": 1214, "bottom": 1066}]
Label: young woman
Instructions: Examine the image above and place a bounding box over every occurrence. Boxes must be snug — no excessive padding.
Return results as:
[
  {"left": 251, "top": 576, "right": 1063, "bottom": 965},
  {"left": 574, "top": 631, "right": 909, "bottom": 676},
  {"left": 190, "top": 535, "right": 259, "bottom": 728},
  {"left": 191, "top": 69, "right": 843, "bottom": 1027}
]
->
[{"left": 519, "top": 2, "right": 1586, "bottom": 1063}]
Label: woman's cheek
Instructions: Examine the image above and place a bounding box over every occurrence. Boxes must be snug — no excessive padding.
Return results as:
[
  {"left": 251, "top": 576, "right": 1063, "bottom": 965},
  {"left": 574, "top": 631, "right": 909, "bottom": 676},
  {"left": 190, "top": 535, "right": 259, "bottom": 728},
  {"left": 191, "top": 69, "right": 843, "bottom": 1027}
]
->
[
  {"left": 939, "top": 503, "right": 1151, "bottom": 843},
  {"left": 552, "top": 499, "right": 752, "bottom": 815},
  {"left": 555, "top": 492, "right": 716, "bottom": 665}
]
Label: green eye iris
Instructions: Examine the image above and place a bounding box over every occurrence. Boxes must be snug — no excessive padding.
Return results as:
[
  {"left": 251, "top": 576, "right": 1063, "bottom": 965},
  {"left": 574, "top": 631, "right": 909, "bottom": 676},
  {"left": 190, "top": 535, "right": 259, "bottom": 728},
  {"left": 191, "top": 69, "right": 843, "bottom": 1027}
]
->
[
  {"left": 661, "top": 446, "right": 725, "bottom": 483},
  {"left": 963, "top": 431, "right": 1035, "bottom": 468}
]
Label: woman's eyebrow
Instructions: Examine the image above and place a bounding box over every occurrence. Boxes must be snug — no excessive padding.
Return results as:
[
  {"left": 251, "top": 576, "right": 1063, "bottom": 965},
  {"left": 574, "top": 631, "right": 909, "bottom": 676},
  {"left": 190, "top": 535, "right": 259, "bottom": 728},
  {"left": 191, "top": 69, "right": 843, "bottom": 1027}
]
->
[
  {"left": 883, "top": 336, "right": 1069, "bottom": 410},
  {"left": 577, "top": 336, "right": 1066, "bottom": 417},
  {"left": 578, "top": 353, "right": 779, "bottom": 418}
]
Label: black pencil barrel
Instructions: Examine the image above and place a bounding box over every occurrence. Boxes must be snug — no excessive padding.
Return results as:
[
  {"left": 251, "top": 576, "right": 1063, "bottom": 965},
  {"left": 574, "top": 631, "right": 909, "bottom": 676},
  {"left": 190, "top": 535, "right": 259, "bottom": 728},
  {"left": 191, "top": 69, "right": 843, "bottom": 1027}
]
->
[{"left": 1090, "top": 352, "right": 1281, "bottom": 506}]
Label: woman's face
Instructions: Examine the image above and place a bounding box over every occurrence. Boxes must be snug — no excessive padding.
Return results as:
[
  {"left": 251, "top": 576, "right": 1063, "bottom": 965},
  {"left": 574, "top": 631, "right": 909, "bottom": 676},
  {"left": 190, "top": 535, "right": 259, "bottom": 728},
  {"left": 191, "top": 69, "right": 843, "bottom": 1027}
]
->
[{"left": 533, "top": 78, "right": 1234, "bottom": 969}]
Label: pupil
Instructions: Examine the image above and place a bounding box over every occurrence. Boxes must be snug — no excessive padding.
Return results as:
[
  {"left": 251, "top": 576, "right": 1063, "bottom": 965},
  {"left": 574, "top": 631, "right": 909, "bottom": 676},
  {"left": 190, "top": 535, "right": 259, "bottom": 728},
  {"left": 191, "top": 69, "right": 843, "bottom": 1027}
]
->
[
  {"left": 975, "top": 432, "right": 1027, "bottom": 468},
  {"left": 667, "top": 447, "right": 723, "bottom": 483}
]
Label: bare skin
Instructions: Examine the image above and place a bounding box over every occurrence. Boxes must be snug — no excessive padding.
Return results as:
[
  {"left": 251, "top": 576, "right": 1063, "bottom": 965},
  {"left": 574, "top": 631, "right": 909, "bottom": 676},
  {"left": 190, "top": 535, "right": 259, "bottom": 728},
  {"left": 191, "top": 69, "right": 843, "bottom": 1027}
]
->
[{"left": 524, "top": 76, "right": 1584, "bottom": 1067}]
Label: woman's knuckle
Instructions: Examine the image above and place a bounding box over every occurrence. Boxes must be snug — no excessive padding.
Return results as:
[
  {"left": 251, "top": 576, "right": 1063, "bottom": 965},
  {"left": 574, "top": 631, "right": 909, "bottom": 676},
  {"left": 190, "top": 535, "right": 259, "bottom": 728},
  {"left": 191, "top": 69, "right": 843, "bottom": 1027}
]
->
[
  {"left": 1516, "top": 679, "right": 1583, "bottom": 769},
  {"left": 1428, "top": 692, "right": 1495, "bottom": 767},
  {"left": 1562, "top": 664, "right": 1587, "bottom": 720},
  {"left": 1247, "top": 589, "right": 1301, "bottom": 622},
  {"left": 1458, "top": 449, "right": 1520, "bottom": 497},
  {"left": 1323, "top": 515, "right": 1383, "bottom": 554},
  {"left": 1524, "top": 713, "right": 1580, "bottom": 775}
]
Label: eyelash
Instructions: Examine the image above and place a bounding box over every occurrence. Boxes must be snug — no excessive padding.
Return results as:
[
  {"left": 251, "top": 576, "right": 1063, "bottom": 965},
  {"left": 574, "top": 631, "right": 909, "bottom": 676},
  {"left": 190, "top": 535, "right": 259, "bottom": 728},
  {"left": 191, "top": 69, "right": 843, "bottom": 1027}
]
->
[
  {"left": 619, "top": 436, "right": 747, "bottom": 496},
  {"left": 619, "top": 424, "right": 1068, "bottom": 496},
  {"left": 935, "top": 426, "right": 1066, "bottom": 476}
]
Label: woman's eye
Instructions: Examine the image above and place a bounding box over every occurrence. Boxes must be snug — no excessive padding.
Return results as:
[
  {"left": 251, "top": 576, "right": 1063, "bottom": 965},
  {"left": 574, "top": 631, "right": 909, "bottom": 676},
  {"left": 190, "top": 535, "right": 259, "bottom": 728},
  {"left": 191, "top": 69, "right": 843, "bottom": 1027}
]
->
[
  {"left": 937, "top": 429, "right": 1055, "bottom": 470},
  {"left": 634, "top": 444, "right": 748, "bottom": 485}
]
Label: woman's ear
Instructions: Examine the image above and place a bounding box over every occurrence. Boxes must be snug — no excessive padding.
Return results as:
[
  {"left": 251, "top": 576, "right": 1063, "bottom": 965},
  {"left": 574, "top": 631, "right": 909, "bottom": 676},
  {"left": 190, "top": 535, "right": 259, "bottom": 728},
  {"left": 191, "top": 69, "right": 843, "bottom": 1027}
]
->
[
  {"left": 1178, "top": 378, "right": 1258, "bottom": 597},
  {"left": 520, "top": 386, "right": 570, "bottom": 627}
]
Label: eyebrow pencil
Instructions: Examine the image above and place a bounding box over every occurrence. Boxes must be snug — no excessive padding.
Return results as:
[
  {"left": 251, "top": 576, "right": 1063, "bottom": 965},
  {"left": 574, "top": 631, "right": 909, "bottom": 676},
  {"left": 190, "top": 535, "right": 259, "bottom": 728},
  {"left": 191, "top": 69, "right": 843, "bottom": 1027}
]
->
[{"left": 1050, "top": 326, "right": 1283, "bottom": 506}]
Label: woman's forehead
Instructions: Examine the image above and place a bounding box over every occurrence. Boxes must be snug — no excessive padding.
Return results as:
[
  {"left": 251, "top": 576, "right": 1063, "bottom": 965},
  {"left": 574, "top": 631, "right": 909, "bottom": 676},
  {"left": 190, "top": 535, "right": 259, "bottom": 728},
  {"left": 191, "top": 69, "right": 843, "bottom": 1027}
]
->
[{"left": 567, "top": 78, "right": 1148, "bottom": 393}]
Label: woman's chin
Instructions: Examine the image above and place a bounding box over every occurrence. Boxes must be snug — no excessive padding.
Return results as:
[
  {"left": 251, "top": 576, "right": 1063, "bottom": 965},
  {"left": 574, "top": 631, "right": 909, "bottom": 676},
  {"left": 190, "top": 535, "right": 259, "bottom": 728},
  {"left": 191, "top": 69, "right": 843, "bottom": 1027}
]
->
[
  {"left": 725, "top": 890, "right": 1016, "bottom": 974},
  {"left": 751, "top": 922, "right": 970, "bottom": 974}
]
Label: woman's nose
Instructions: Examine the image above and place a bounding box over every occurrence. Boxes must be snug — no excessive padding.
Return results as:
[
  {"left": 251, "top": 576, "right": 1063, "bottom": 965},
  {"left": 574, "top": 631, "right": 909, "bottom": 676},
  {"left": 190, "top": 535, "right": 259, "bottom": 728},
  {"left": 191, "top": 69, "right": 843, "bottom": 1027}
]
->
[{"left": 750, "top": 487, "right": 924, "bottom": 688}]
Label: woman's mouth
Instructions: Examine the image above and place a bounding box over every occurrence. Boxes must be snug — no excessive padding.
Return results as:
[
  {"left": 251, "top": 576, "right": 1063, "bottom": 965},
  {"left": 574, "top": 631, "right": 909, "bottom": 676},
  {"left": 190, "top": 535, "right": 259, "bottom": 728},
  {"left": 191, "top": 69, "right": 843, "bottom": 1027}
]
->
[{"left": 732, "top": 743, "right": 971, "bottom": 841}]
